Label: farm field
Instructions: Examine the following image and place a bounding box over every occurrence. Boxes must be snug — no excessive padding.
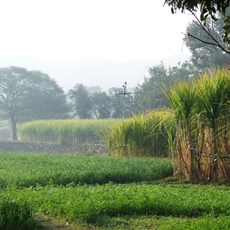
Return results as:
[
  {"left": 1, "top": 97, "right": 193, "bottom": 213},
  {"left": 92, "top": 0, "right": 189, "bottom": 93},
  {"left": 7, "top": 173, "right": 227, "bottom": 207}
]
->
[
  {"left": 0, "top": 153, "right": 172, "bottom": 188},
  {"left": 0, "top": 152, "right": 229, "bottom": 229}
]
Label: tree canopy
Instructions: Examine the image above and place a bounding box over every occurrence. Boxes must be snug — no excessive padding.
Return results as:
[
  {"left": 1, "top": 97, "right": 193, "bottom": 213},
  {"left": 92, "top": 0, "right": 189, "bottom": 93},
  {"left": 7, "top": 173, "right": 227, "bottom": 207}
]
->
[
  {"left": 133, "top": 62, "right": 197, "bottom": 113},
  {"left": 185, "top": 15, "right": 230, "bottom": 70},
  {"left": 164, "top": 0, "right": 230, "bottom": 50},
  {"left": 68, "top": 83, "right": 135, "bottom": 119},
  {"left": 0, "top": 67, "right": 69, "bottom": 140},
  {"left": 68, "top": 83, "right": 92, "bottom": 119},
  {"left": 91, "top": 92, "right": 111, "bottom": 119},
  {"left": 164, "top": 0, "right": 229, "bottom": 15}
]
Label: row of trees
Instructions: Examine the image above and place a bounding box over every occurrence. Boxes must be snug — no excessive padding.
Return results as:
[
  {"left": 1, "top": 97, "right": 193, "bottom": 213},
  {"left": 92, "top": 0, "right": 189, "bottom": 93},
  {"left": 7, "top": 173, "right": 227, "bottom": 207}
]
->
[
  {"left": 69, "top": 11, "right": 230, "bottom": 117},
  {"left": 68, "top": 83, "right": 135, "bottom": 119},
  {"left": 68, "top": 61, "right": 194, "bottom": 120},
  {"left": 0, "top": 66, "right": 138, "bottom": 140},
  {"left": 136, "top": 9, "right": 230, "bottom": 110}
]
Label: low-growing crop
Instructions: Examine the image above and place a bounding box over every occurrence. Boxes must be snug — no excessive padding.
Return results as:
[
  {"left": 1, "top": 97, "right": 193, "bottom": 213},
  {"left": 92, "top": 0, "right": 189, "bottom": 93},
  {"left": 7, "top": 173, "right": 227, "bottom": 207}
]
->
[
  {"left": 102, "top": 214, "right": 230, "bottom": 230},
  {"left": 159, "top": 214, "right": 230, "bottom": 230},
  {"left": 4, "top": 183, "right": 230, "bottom": 224},
  {"left": 0, "top": 153, "right": 229, "bottom": 229},
  {"left": 0, "top": 153, "right": 173, "bottom": 188}
]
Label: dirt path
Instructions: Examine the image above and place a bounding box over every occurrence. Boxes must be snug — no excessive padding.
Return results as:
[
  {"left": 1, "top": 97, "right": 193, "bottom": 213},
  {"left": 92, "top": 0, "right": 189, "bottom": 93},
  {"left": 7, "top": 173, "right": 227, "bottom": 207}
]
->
[{"left": 34, "top": 215, "right": 90, "bottom": 230}]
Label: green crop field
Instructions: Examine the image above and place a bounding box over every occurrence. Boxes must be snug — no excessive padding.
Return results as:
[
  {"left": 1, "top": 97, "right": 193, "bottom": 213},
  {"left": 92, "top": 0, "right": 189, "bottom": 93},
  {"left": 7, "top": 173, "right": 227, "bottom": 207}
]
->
[
  {"left": 19, "top": 119, "right": 119, "bottom": 145},
  {"left": 0, "top": 152, "right": 229, "bottom": 229},
  {"left": 0, "top": 153, "right": 172, "bottom": 188}
]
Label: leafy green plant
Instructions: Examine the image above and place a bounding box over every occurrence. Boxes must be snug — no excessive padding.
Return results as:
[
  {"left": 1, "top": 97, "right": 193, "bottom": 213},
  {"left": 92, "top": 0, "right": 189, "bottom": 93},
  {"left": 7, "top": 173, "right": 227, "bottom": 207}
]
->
[
  {"left": 0, "top": 153, "right": 173, "bottom": 188},
  {"left": 5, "top": 183, "right": 230, "bottom": 224},
  {"left": 0, "top": 152, "right": 229, "bottom": 229},
  {"left": 160, "top": 214, "right": 230, "bottom": 230}
]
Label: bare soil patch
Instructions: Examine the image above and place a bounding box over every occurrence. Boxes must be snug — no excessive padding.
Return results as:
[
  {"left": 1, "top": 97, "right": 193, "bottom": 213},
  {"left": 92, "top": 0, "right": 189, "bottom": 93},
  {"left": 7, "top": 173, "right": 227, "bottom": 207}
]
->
[{"left": 34, "top": 215, "right": 90, "bottom": 230}]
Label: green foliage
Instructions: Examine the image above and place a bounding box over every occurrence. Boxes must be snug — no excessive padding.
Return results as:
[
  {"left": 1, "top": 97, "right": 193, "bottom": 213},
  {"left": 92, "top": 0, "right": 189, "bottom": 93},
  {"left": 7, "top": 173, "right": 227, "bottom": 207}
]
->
[
  {"left": 107, "top": 109, "right": 174, "bottom": 157},
  {"left": 165, "top": 82, "right": 196, "bottom": 126},
  {"left": 98, "top": 214, "right": 230, "bottom": 229},
  {"left": 0, "top": 153, "right": 173, "bottom": 188},
  {"left": 162, "top": 214, "right": 230, "bottom": 230},
  {"left": 134, "top": 63, "right": 170, "bottom": 111},
  {"left": 185, "top": 16, "right": 230, "bottom": 70},
  {"left": 20, "top": 70, "right": 70, "bottom": 121},
  {"left": 164, "top": 0, "right": 230, "bottom": 48},
  {"left": 167, "top": 68, "right": 230, "bottom": 147},
  {"left": 68, "top": 83, "right": 93, "bottom": 119},
  {"left": 68, "top": 83, "right": 135, "bottom": 119},
  {"left": 108, "top": 87, "right": 135, "bottom": 118},
  {"left": 166, "top": 68, "right": 230, "bottom": 182},
  {"left": 0, "top": 66, "right": 69, "bottom": 141},
  {"left": 0, "top": 152, "right": 228, "bottom": 229},
  {"left": 5, "top": 183, "right": 230, "bottom": 224},
  {"left": 0, "top": 197, "right": 35, "bottom": 230},
  {"left": 91, "top": 92, "right": 112, "bottom": 118},
  {"left": 195, "top": 70, "right": 230, "bottom": 132},
  {"left": 134, "top": 62, "right": 196, "bottom": 113},
  {"left": 19, "top": 119, "right": 117, "bottom": 145}
]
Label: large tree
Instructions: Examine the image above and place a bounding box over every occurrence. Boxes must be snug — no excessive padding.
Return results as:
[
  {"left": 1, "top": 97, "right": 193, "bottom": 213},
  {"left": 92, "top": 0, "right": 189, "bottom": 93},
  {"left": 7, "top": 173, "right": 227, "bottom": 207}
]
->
[
  {"left": 91, "top": 92, "right": 111, "bottom": 119},
  {"left": 0, "top": 66, "right": 70, "bottom": 140},
  {"left": 108, "top": 86, "right": 134, "bottom": 118},
  {"left": 134, "top": 63, "right": 170, "bottom": 112},
  {"left": 133, "top": 62, "right": 197, "bottom": 113},
  {"left": 164, "top": 0, "right": 230, "bottom": 52},
  {"left": 68, "top": 83, "right": 92, "bottom": 119}
]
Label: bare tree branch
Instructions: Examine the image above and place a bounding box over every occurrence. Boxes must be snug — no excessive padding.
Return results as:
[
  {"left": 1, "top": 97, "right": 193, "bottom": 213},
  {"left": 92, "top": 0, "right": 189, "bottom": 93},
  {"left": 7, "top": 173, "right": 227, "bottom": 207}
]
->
[{"left": 186, "top": 11, "right": 230, "bottom": 54}]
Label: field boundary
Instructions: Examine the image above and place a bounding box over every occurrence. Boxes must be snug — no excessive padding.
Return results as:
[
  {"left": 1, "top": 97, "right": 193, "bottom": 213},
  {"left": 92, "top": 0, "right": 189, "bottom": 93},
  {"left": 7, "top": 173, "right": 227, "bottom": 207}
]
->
[{"left": 0, "top": 141, "right": 106, "bottom": 154}]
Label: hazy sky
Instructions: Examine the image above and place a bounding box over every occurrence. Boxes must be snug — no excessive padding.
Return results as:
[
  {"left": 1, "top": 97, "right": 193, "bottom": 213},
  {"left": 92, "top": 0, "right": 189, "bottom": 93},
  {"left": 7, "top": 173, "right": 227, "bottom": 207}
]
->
[{"left": 0, "top": 0, "right": 194, "bottom": 91}]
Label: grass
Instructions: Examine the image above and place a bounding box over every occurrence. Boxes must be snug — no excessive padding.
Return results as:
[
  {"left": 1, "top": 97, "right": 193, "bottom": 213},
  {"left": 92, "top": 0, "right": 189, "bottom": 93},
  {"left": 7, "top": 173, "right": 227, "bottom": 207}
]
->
[
  {"left": 19, "top": 110, "right": 173, "bottom": 158},
  {"left": 0, "top": 196, "right": 36, "bottom": 230},
  {"left": 107, "top": 110, "right": 173, "bottom": 157},
  {"left": 19, "top": 119, "right": 119, "bottom": 145},
  {"left": 166, "top": 69, "right": 230, "bottom": 182}
]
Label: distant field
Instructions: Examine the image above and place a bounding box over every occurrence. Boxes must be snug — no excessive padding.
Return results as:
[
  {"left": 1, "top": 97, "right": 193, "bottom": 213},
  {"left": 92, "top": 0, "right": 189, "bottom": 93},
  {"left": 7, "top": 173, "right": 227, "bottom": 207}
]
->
[
  {"left": 19, "top": 119, "right": 118, "bottom": 145},
  {"left": 0, "top": 152, "right": 229, "bottom": 229}
]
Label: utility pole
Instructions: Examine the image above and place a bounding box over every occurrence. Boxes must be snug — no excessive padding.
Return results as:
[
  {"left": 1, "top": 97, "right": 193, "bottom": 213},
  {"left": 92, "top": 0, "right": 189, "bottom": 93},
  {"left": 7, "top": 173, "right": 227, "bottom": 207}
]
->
[
  {"left": 115, "top": 82, "right": 131, "bottom": 156},
  {"left": 117, "top": 82, "right": 131, "bottom": 119}
]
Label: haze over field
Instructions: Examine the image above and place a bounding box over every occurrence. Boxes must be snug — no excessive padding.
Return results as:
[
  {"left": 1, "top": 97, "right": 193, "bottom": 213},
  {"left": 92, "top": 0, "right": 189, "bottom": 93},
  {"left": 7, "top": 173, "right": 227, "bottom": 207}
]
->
[{"left": 0, "top": 0, "right": 194, "bottom": 91}]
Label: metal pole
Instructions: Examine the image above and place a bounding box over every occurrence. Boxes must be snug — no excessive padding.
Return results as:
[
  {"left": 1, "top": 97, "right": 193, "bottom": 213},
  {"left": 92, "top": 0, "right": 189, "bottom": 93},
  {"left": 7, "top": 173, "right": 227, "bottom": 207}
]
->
[{"left": 117, "top": 82, "right": 131, "bottom": 119}]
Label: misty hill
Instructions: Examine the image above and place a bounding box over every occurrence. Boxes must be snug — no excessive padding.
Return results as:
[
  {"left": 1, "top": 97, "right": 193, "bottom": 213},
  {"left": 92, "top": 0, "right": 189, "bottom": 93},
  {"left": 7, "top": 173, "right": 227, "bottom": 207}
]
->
[{"left": 0, "top": 54, "right": 189, "bottom": 92}]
